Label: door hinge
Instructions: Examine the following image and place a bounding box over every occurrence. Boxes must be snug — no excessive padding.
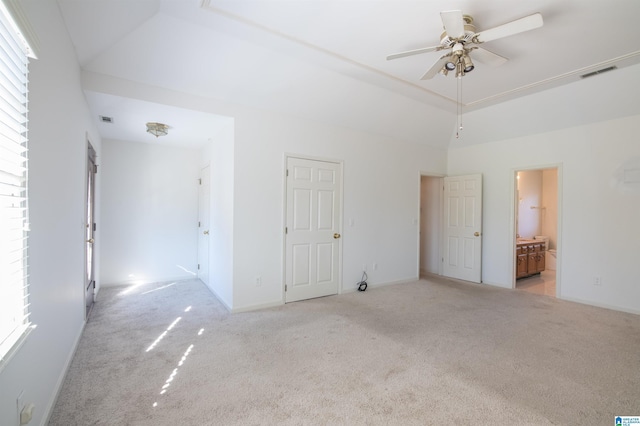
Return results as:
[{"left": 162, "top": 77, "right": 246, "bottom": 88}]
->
[
  {"left": 285, "top": 227, "right": 288, "bottom": 234},
  {"left": 286, "top": 169, "right": 289, "bottom": 177},
  {"left": 285, "top": 284, "right": 287, "bottom": 292},
  {"left": 198, "top": 221, "right": 201, "bottom": 227},
  {"left": 93, "top": 223, "right": 96, "bottom": 232},
  {"left": 93, "top": 164, "right": 98, "bottom": 174},
  {"left": 197, "top": 264, "right": 200, "bottom": 270},
  {"left": 198, "top": 178, "right": 202, "bottom": 185}
]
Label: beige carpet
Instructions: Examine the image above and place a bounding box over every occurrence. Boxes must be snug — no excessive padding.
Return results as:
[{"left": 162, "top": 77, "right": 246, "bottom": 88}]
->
[{"left": 48, "top": 276, "right": 640, "bottom": 425}]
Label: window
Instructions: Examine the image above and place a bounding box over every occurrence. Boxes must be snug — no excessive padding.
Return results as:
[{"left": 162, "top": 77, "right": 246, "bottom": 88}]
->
[{"left": 0, "top": 0, "right": 34, "bottom": 368}]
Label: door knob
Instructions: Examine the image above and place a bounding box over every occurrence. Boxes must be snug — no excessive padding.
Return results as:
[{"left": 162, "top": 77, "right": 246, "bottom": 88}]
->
[
  {"left": 203, "top": 230, "right": 210, "bottom": 235},
  {"left": 333, "top": 233, "right": 341, "bottom": 239},
  {"left": 474, "top": 232, "right": 480, "bottom": 237},
  {"left": 87, "top": 238, "right": 94, "bottom": 244}
]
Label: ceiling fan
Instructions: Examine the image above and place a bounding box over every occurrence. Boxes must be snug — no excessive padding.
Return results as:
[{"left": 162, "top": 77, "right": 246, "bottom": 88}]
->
[{"left": 387, "top": 10, "right": 543, "bottom": 79}]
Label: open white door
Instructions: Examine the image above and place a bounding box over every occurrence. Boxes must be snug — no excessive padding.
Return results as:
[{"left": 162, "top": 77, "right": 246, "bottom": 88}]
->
[
  {"left": 285, "top": 157, "right": 342, "bottom": 303},
  {"left": 443, "top": 174, "right": 483, "bottom": 283},
  {"left": 197, "top": 165, "right": 210, "bottom": 285}
]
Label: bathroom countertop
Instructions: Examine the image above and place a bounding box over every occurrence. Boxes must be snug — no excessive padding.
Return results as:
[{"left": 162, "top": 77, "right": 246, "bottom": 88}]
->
[{"left": 516, "top": 239, "right": 539, "bottom": 245}]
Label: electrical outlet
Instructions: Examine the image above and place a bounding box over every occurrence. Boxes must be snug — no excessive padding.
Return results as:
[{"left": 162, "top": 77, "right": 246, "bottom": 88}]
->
[
  {"left": 20, "top": 403, "right": 35, "bottom": 425},
  {"left": 17, "top": 391, "right": 24, "bottom": 425},
  {"left": 594, "top": 276, "right": 602, "bottom": 286},
  {"left": 255, "top": 276, "right": 262, "bottom": 287}
]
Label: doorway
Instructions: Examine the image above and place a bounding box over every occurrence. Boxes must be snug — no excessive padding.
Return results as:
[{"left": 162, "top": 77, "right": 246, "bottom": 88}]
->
[
  {"left": 419, "top": 175, "right": 442, "bottom": 277},
  {"left": 514, "top": 167, "right": 560, "bottom": 297},
  {"left": 419, "top": 173, "right": 483, "bottom": 283},
  {"left": 85, "top": 142, "right": 97, "bottom": 318},
  {"left": 198, "top": 165, "right": 210, "bottom": 285}
]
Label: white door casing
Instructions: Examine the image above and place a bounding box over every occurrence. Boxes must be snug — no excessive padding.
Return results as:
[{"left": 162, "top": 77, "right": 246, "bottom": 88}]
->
[
  {"left": 285, "top": 157, "right": 342, "bottom": 303},
  {"left": 85, "top": 142, "right": 97, "bottom": 318},
  {"left": 443, "top": 174, "right": 483, "bottom": 283},
  {"left": 198, "top": 165, "right": 210, "bottom": 285}
]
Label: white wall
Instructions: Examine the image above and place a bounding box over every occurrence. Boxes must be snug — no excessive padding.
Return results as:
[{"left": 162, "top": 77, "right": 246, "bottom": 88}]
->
[
  {"left": 199, "top": 121, "right": 235, "bottom": 309},
  {"left": 541, "top": 169, "right": 558, "bottom": 249},
  {"left": 449, "top": 114, "right": 640, "bottom": 314},
  {"left": 0, "top": 2, "right": 102, "bottom": 425},
  {"left": 100, "top": 139, "right": 200, "bottom": 285},
  {"left": 81, "top": 72, "right": 450, "bottom": 312},
  {"left": 230, "top": 108, "right": 448, "bottom": 311}
]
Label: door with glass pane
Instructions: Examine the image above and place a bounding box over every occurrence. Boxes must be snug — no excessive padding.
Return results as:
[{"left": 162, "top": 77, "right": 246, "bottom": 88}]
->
[{"left": 85, "top": 143, "right": 97, "bottom": 318}]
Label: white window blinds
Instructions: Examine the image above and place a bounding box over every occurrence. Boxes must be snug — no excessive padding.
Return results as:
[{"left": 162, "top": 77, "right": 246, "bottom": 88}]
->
[{"left": 0, "top": 1, "right": 30, "bottom": 365}]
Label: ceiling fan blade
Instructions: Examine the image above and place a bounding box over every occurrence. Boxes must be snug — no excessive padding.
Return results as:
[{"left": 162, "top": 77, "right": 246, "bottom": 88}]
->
[
  {"left": 421, "top": 55, "right": 450, "bottom": 80},
  {"left": 475, "top": 13, "right": 543, "bottom": 43},
  {"left": 472, "top": 47, "right": 508, "bottom": 67},
  {"left": 386, "top": 45, "right": 441, "bottom": 61},
  {"left": 440, "top": 10, "right": 465, "bottom": 39}
]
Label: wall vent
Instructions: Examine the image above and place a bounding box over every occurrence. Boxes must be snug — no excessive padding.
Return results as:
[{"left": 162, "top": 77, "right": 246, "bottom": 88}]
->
[
  {"left": 99, "top": 115, "right": 114, "bottom": 123},
  {"left": 580, "top": 66, "right": 618, "bottom": 79}
]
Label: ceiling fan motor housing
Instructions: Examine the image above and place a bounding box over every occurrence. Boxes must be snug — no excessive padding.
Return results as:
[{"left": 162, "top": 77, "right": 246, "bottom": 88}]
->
[{"left": 440, "top": 15, "right": 476, "bottom": 48}]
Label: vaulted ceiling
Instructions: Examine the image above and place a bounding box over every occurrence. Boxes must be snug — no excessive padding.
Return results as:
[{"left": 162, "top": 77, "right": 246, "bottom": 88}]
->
[{"left": 57, "top": 0, "right": 640, "bottom": 149}]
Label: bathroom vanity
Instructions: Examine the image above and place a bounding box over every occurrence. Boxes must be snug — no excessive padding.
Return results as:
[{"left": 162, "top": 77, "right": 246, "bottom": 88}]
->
[{"left": 516, "top": 240, "right": 545, "bottom": 279}]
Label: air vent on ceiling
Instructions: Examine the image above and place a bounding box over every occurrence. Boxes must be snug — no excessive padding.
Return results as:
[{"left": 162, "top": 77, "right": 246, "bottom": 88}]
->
[
  {"left": 580, "top": 66, "right": 618, "bottom": 79},
  {"left": 99, "top": 115, "right": 114, "bottom": 123}
]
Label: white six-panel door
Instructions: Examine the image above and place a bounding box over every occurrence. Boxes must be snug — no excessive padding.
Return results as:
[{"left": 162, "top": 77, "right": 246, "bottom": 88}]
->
[
  {"left": 443, "top": 174, "right": 483, "bottom": 283},
  {"left": 285, "top": 157, "right": 342, "bottom": 303}
]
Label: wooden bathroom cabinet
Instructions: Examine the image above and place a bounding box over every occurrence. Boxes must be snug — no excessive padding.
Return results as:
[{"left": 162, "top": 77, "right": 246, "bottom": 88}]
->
[{"left": 516, "top": 241, "right": 545, "bottom": 279}]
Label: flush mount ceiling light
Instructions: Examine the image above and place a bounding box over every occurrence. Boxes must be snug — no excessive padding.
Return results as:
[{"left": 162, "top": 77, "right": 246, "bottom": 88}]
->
[{"left": 146, "top": 122, "right": 169, "bottom": 137}]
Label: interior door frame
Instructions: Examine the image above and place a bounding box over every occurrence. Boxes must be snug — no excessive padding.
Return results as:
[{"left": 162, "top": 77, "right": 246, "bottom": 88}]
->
[
  {"left": 197, "top": 163, "right": 211, "bottom": 285},
  {"left": 417, "top": 173, "right": 445, "bottom": 279},
  {"left": 509, "top": 163, "right": 563, "bottom": 297},
  {"left": 282, "top": 153, "right": 344, "bottom": 303},
  {"left": 84, "top": 135, "right": 97, "bottom": 319}
]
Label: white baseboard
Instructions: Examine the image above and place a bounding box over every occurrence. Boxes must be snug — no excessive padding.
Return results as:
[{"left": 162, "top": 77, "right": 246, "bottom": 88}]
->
[
  {"left": 100, "top": 275, "right": 196, "bottom": 287},
  {"left": 202, "top": 283, "right": 233, "bottom": 311},
  {"left": 342, "top": 276, "right": 419, "bottom": 294},
  {"left": 481, "top": 280, "right": 512, "bottom": 289},
  {"left": 230, "top": 300, "right": 283, "bottom": 313},
  {"left": 42, "top": 320, "right": 86, "bottom": 426},
  {"left": 201, "top": 282, "right": 283, "bottom": 314},
  {"left": 559, "top": 296, "right": 640, "bottom": 316}
]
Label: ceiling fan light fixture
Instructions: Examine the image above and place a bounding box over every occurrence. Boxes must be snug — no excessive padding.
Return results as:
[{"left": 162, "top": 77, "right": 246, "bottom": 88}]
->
[
  {"left": 462, "top": 54, "right": 474, "bottom": 72},
  {"left": 387, "top": 10, "right": 544, "bottom": 81},
  {"left": 146, "top": 122, "right": 169, "bottom": 137}
]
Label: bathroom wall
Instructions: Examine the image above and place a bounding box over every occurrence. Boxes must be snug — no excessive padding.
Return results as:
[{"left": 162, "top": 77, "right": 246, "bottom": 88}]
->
[{"left": 517, "top": 170, "right": 543, "bottom": 238}]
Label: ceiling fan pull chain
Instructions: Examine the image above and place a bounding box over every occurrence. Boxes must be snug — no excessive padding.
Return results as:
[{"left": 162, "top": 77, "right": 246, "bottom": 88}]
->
[{"left": 456, "top": 74, "right": 463, "bottom": 138}]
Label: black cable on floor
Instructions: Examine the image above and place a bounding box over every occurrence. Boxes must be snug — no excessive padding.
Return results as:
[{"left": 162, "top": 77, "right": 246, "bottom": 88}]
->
[{"left": 357, "top": 271, "right": 368, "bottom": 291}]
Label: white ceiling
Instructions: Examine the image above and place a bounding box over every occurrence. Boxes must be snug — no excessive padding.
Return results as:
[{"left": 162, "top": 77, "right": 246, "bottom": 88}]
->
[
  {"left": 57, "top": 0, "right": 640, "bottom": 148},
  {"left": 84, "top": 91, "right": 233, "bottom": 148}
]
